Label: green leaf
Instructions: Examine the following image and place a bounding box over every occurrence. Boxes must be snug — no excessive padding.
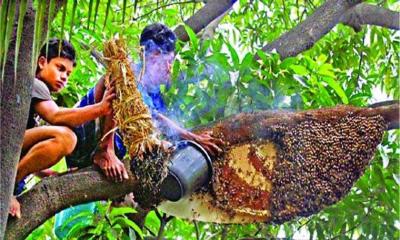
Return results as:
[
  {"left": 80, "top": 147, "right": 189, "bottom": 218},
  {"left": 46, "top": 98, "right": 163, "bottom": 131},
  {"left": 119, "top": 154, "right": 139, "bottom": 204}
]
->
[
  {"left": 92, "top": 0, "right": 101, "bottom": 30},
  {"left": 226, "top": 40, "right": 239, "bottom": 67},
  {"left": 31, "top": 0, "right": 46, "bottom": 73},
  {"left": 122, "top": 0, "right": 127, "bottom": 23},
  {"left": 322, "top": 77, "right": 349, "bottom": 104},
  {"left": 1, "top": 0, "right": 16, "bottom": 80},
  {"left": 14, "top": 0, "right": 28, "bottom": 81},
  {"left": 317, "top": 82, "right": 335, "bottom": 106},
  {"left": 59, "top": 0, "right": 68, "bottom": 40},
  {"left": 45, "top": 0, "right": 56, "bottom": 59},
  {"left": 0, "top": 0, "right": 10, "bottom": 65},
  {"left": 69, "top": 0, "right": 78, "bottom": 38},
  {"left": 109, "top": 207, "right": 137, "bottom": 219},
  {"left": 61, "top": 211, "right": 94, "bottom": 230},
  {"left": 256, "top": 50, "right": 269, "bottom": 63},
  {"left": 112, "top": 217, "right": 143, "bottom": 239},
  {"left": 66, "top": 223, "right": 94, "bottom": 238},
  {"left": 317, "top": 54, "right": 328, "bottom": 64},
  {"left": 240, "top": 52, "right": 254, "bottom": 73},
  {"left": 280, "top": 57, "right": 297, "bottom": 69},
  {"left": 106, "top": 231, "right": 118, "bottom": 240},
  {"left": 290, "top": 65, "right": 308, "bottom": 76},
  {"left": 184, "top": 25, "right": 198, "bottom": 50},
  {"left": 87, "top": 0, "right": 94, "bottom": 29},
  {"left": 103, "top": 0, "right": 112, "bottom": 30}
]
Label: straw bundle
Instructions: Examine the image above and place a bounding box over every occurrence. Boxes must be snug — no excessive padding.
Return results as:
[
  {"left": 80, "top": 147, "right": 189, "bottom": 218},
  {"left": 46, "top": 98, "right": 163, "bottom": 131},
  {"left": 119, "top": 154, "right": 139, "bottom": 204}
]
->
[
  {"left": 103, "top": 38, "right": 170, "bottom": 206},
  {"left": 103, "top": 38, "right": 157, "bottom": 159}
]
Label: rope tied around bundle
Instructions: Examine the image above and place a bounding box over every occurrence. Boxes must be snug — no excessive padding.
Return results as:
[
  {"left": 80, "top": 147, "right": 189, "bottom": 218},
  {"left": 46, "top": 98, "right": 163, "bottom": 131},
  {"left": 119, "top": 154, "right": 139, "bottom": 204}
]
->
[{"left": 103, "top": 37, "right": 171, "bottom": 206}]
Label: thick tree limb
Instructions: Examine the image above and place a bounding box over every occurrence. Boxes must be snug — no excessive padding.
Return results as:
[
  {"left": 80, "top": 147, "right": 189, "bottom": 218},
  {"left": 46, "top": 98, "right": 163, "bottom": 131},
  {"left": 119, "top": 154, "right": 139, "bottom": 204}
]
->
[
  {"left": 5, "top": 167, "right": 139, "bottom": 240},
  {"left": 5, "top": 102, "right": 399, "bottom": 239},
  {"left": 174, "top": 0, "right": 236, "bottom": 41},
  {"left": 259, "top": 0, "right": 399, "bottom": 59},
  {"left": 0, "top": 1, "right": 65, "bottom": 239},
  {"left": 340, "top": 3, "right": 400, "bottom": 31},
  {"left": 259, "top": 0, "right": 362, "bottom": 60}
]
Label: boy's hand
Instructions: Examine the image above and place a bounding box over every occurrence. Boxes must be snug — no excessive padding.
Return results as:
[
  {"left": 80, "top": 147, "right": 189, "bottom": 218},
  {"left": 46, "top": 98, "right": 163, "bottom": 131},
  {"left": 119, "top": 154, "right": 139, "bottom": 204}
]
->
[
  {"left": 99, "top": 84, "right": 116, "bottom": 116},
  {"left": 93, "top": 148, "right": 129, "bottom": 182},
  {"left": 186, "top": 131, "right": 224, "bottom": 157}
]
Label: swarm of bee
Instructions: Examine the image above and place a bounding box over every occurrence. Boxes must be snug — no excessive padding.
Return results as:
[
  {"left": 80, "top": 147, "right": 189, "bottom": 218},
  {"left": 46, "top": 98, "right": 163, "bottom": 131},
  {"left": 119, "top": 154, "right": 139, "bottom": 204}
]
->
[
  {"left": 159, "top": 113, "right": 387, "bottom": 224},
  {"left": 103, "top": 38, "right": 170, "bottom": 206}
]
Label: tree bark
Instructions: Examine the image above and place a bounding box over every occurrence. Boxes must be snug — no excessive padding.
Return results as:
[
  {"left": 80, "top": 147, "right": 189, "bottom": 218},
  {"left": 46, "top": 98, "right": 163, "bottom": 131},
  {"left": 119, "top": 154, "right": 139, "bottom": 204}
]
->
[
  {"left": 0, "top": 1, "right": 36, "bottom": 238},
  {"left": 174, "top": 0, "right": 236, "bottom": 41},
  {"left": 258, "top": 0, "right": 362, "bottom": 60},
  {"left": 340, "top": 3, "right": 400, "bottom": 31},
  {"left": 5, "top": 102, "right": 399, "bottom": 240},
  {"left": 0, "top": 1, "right": 65, "bottom": 239},
  {"left": 258, "top": 1, "right": 399, "bottom": 59}
]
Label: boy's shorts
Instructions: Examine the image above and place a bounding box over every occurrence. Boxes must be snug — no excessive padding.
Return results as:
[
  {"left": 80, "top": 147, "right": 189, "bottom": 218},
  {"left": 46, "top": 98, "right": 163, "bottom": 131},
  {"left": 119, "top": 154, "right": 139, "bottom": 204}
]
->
[{"left": 66, "top": 88, "right": 126, "bottom": 168}]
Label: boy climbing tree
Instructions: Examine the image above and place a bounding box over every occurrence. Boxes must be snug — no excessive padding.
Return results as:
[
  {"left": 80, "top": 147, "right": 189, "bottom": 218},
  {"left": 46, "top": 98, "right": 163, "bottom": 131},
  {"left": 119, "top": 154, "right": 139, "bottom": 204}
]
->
[{"left": 9, "top": 39, "right": 116, "bottom": 218}]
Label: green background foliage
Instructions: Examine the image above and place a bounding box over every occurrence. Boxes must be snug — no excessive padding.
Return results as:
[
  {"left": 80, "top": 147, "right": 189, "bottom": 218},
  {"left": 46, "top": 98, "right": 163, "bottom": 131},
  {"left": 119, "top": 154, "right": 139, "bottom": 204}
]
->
[{"left": 23, "top": 0, "right": 399, "bottom": 239}]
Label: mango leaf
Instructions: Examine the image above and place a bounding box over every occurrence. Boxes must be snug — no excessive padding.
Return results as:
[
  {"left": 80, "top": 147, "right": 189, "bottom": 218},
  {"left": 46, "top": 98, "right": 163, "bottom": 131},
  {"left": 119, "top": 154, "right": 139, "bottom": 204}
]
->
[
  {"left": 290, "top": 65, "right": 308, "bottom": 76},
  {"left": 112, "top": 217, "right": 144, "bottom": 239},
  {"left": 184, "top": 25, "right": 199, "bottom": 51},
  {"left": 225, "top": 40, "right": 239, "bottom": 67},
  {"left": 239, "top": 52, "right": 254, "bottom": 73},
  {"left": 280, "top": 57, "right": 297, "bottom": 69},
  {"left": 109, "top": 207, "right": 137, "bottom": 219},
  {"left": 317, "top": 82, "right": 335, "bottom": 106},
  {"left": 322, "top": 77, "right": 349, "bottom": 104}
]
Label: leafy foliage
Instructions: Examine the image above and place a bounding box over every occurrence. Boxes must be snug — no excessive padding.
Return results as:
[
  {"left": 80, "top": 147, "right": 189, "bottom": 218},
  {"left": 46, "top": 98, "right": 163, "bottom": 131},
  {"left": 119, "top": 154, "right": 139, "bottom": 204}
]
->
[
  {"left": 59, "top": 201, "right": 142, "bottom": 240},
  {"left": 19, "top": 0, "right": 400, "bottom": 239}
]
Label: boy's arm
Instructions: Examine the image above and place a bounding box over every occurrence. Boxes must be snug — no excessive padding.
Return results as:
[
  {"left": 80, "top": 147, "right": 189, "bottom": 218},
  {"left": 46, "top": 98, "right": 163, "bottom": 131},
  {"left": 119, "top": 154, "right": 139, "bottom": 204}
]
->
[
  {"left": 34, "top": 86, "right": 115, "bottom": 128},
  {"left": 153, "top": 113, "right": 223, "bottom": 156}
]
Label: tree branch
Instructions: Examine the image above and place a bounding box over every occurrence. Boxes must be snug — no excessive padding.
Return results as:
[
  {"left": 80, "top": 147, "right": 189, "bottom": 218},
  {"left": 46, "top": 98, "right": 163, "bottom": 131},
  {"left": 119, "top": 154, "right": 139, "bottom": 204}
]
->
[
  {"left": 258, "top": 0, "right": 399, "bottom": 59},
  {"left": 340, "top": 3, "right": 400, "bottom": 31},
  {"left": 258, "top": 0, "right": 362, "bottom": 60},
  {"left": 174, "top": 0, "right": 236, "bottom": 41},
  {"left": 5, "top": 167, "right": 139, "bottom": 240},
  {"left": 5, "top": 102, "right": 399, "bottom": 239}
]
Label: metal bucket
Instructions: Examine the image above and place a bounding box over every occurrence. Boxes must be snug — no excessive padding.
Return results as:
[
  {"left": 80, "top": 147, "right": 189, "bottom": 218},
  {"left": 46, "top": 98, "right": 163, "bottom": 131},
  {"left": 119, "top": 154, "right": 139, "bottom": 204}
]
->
[{"left": 160, "top": 140, "right": 213, "bottom": 201}]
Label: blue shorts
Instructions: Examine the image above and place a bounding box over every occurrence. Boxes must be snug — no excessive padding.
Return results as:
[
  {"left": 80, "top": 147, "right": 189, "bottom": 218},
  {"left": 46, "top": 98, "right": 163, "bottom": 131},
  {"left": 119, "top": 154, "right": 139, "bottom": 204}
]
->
[{"left": 66, "top": 88, "right": 126, "bottom": 168}]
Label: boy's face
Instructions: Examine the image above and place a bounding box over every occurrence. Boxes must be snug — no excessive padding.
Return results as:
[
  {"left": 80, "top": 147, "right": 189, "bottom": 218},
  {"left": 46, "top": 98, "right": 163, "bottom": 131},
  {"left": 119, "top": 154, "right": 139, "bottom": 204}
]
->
[
  {"left": 37, "top": 56, "right": 74, "bottom": 92},
  {"left": 143, "top": 50, "right": 175, "bottom": 93}
]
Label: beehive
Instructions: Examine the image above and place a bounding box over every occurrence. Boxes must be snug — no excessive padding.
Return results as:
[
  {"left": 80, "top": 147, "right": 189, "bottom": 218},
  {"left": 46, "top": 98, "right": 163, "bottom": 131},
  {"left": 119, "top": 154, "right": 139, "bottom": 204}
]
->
[{"left": 160, "top": 114, "right": 386, "bottom": 223}]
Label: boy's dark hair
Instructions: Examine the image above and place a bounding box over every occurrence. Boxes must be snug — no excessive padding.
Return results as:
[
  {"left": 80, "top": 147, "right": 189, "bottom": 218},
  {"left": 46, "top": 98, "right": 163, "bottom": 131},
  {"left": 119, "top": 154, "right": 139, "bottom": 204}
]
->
[
  {"left": 140, "top": 23, "right": 177, "bottom": 53},
  {"left": 36, "top": 38, "right": 76, "bottom": 73}
]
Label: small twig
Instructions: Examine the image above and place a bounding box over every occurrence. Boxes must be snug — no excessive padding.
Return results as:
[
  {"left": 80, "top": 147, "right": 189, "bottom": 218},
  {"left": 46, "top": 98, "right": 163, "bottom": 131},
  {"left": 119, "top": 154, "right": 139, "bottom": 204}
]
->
[
  {"left": 204, "top": 230, "right": 222, "bottom": 240},
  {"left": 155, "top": 209, "right": 174, "bottom": 240},
  {"left": 253, "top": 223, "right": 264, "bottom": 236},
  {"left": 221, "top": 225, "right": 229, "bottom": 240},
  {"left": 144, "top": 225, "right": 157, "bottom": 237},
  {"left": 193, "top": 220, "right": 200, "bottom": 240},
  {"left": 355, "top": 34, "right": 366, "bottom": 83},
  {"left": 131, "top": 1, "right": 196, "bottom": 21}
]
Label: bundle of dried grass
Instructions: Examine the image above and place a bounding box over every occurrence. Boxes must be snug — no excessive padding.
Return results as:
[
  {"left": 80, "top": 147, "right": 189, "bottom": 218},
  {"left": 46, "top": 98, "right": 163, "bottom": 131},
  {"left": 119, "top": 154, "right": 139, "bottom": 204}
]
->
[
  {"left": 103, "top": 38, "right": 170, "bottom": 206},
  {"left": 103, "top": 38, "right": 157, "bottom": 158}
]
